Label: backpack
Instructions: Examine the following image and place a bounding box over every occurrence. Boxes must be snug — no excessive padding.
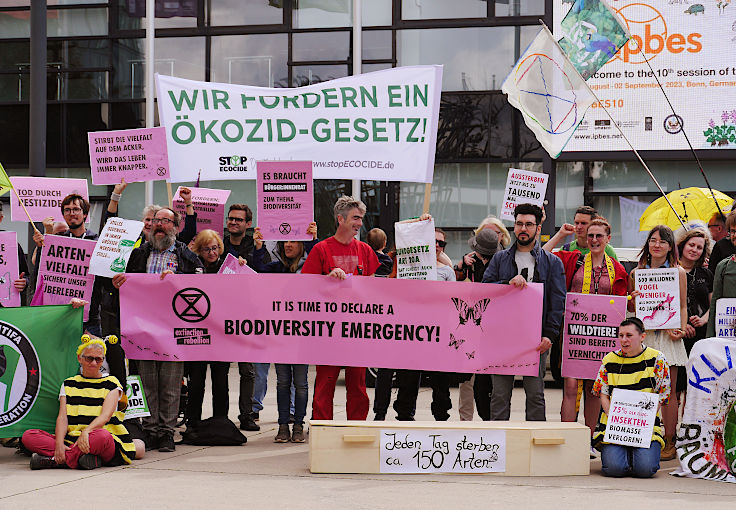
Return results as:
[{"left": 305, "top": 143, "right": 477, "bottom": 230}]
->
[{"left": 178, "top": 416, "right": 247, "bottom": 446}]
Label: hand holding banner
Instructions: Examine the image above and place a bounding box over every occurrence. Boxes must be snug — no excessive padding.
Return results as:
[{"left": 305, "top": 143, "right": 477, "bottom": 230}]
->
[
  {"left": 217, "top": 253, "right": 257, "bottom": 275},
  {"left": 394, "top": 218, "right": 437, "bottom": 281},
  {"left": 172, "top": 186, "right": 231, "bottom": 236},
  {"left": 634, "top": 268, "right": 681, "bottom": 330},
  {"left": 89, "top": 217, "right": 144, "bottom": 278}
]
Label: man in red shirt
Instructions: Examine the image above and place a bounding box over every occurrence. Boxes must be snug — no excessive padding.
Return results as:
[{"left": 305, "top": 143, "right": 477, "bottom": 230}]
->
[{"left": 302, "top": 195, "right": 380, "bottom": 420}]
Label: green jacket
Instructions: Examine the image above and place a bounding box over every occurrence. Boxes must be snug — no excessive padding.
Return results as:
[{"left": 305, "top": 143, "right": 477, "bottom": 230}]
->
[{"left": 706, "top": 255, "right": 736, "bottom": 338}]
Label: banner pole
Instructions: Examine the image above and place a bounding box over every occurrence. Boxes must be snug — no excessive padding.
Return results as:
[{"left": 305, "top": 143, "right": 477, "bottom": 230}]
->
[
  {"left": 422, "top": 183, "right": 432, "bottom": 215},
  {"left": 166, "top": 182, "right": 173, "bottom": 206},
  {"left": 12, "top": 187, "right": 41, "bottom": 235}
]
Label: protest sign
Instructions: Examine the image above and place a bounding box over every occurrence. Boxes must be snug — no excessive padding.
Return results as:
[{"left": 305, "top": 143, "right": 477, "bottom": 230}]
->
[
  {"left": 0, "top": 232, "right": 21, "bottom": 308},
  {"left": 380, "top": 429, "right": 506, "bottom": 473},
  {"left": 634, "top": 268, "right": 681, "bottom": 330},
  {"left": 0, "top": 305, "right": 81, "bottom": 437},
  {"left": 217, "top": 253, "right": 257, "bottom": 275},
  {"left": 619, "top": 197, "right": 650, "bottom": 248},
  {"left": 257, "top": 161, "right": 314, "bottom": 241},
  {"left": 673, "top": 338, "right": 736, "bottom": 483},
  {"left": 88, "top": 127, "right": 170, "bottom": 185},
  {"left": 715, "top": 299, "right": 736, "bottom": 339},
  {"left": 120, "top": 274, "right": 544, "bottom": 376},
  {"left": 36, "top": 236, "right": 96, "bottom": 322},
  {"left": 394, "top": 218, "right": 437, "bottom": 281},
  {"left": 9, "top": 177, "right": 89, "bottom": 223},
  {"left": 561, "top": 293, "right": 626, "bottom": 380},
  {"left": 499, "top": 169, "right": 548, "bottom": 221},
  {"left": 603, "top": 388, "right": 658, "bottom": 448},
  {"left": 155, "top": 66, "right": 442, "bottom": 183},
  {"left": 172, "top": 186, "right": 231, "bottom": 235},
  {"left": 124, "top": 375, "right": 150, "bottom": 419},
  {"left": 89, "top": 217, "right": 144, "bottom": 278}
]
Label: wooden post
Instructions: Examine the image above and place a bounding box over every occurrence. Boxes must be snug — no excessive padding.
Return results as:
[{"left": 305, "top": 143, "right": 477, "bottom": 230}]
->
[{"left": 422, "top": 183, "right": 432, "bottom": 215}]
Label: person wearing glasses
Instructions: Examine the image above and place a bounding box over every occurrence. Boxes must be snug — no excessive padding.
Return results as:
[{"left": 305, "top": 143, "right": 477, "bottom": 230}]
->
[
  {"left": 112, "top": 207, "right": 203, "bottom": 453},
  {"left": 21, "top": 335, "right": 142, "bottom": 470},
  {"left": 708, "top": 207, "right": 736, "bottom": 271},
  {"left": 707, "top": 211, "right": 736, "bottom": 338},
  {"left": 482, "top": 203, "right": 566, "bottom": 421},
  {"left": 542, "top": 205, "right": 619, "bottom": 261}
]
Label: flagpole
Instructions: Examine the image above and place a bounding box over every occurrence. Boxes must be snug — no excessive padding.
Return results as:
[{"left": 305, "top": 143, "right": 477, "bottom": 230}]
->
[
  {"left": 144, "top": 0, "right": 155, "bottom": 207},
  {"left": 11, "top": 187, "right": 42, "bottom": 235},
  {"left": 539, "top": 22, "right": 686, "bottom": 230}
]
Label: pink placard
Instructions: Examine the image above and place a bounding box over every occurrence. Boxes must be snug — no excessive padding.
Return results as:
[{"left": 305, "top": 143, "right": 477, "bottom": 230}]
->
[
  {"left": 35, "top": 235, "right": 96, "bottom": 322},
  {"left": 257, "top": 161, "right": 314, "bottom": 241},
  {"left": 10, "top": 177, "right": 89, "bottom": 223},
  {"left": 88, "top": 127, "right": 170, "bottom": 185},
  {"left": 561, "top": 293, "right": 627, "bottom": 380},
  {"left": 120, "top": 274, "right": 544, "bottom": 376},
  {"left": 172, "top": 186, "right": 231, "bottom": 236},
  {"left": 217, "top": 253, "right": 257, "bottom": 275},
  {"left": 0, "top": 232, "right": 21, "bottom": 307}
]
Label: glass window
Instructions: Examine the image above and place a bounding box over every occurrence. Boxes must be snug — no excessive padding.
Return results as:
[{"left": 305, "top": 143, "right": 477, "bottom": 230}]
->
[
  {"left": 362, "top": 30, "right": 391, "bottom": 60},
  {"left": 209, "top": 0, "right": 282, "bottom": 26},
  {"left": 362, "top": 0, "right": 391, "bottom": 26},
  {"left": 0, "top": 105, "right": 29, "bottom": 165},
  {"left": 554, "top": 161, "right": 585, "bottom": 228},
  {"left": 292, "top": 64, "right": 348, "bottom": 86},
  {"left": 117, "top": 0, "right": 198, "bottom": 29},
  {"left": 48, "top": 8, "right": 108, "bottom": 36},
  {"left": 592, "top": 195, "right": 654, "bottom": 249},
  {"left": 402, "top": 0, "right": 487, "bottom": 20},
  {"left": 48, "top": 39, "right": 110, "bottom": 69},
  {"left": 361, "top": 63, "right": 392, "bottom": 73},
  {"left": 60, "top": 71, "right": 109, "bottom": 100},
  {"left": 313, "top": 179, "right": 350, "bottom": 238},
  {"left": 398, "top": 26, "right": 537, "bottom": 91},
  {"left": 0, "top": 41, "right": 29, "bottom": 69},
  {"left": 495, "top": 0, "right": 545, "bottom": 16},
  {"left": 292, "top": 32, "right": 350, "bottom": 62},
  {"left": 110, "top": 101, "right": 145, "bottom": 130},
  {"left": 590, "top": 160, "right": 736, "bottom": 194},
  {"left": 517, "top": 110, "right": 544, "bottom": 159},
  {"left": 0, "top": 10, "right": 30, "bottom": 38},
  {"left": 211, "top": 33, "right": 288, "bottom": 87},
  {"left": 293, "top": 0, "right": 351, "bottom": 28},
  {"left": 47, "top": 103, "right": 110, "bottom": 165}
]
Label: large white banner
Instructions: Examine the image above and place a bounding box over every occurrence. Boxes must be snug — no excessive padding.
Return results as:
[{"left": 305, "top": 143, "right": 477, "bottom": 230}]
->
[
  {"left": 156, "top": 66, "right": 443, "bottom": 183},
  {"left": 554, "top": 0, "right": 736, "bottom": 152}
]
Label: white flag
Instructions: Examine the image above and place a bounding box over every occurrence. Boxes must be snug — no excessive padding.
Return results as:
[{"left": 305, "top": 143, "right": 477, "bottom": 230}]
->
[{"left": 502, "top": 27, "right": 595, "bottom": 158}]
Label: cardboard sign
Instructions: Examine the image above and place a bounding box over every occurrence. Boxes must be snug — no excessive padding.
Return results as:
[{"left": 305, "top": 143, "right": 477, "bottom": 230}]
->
[
  {"left": 88, "top": 127, "right": 170, "bottom": 185},
  {"left": 217, "top": 253, "right": 257, "bottom": 275},
  {"left": 124, "top": 375, "right": 150, "bottom": 419},
  {"left": 634, "top": 268, "right": 681, "bottom": 330},
  {"left": 0, "top": 232, "right": 21, "bottom": 307},
  {"left": 9, "top": 177, "right": 89, "bottom": 223},
  {"left": 604, "top": 388, "right": 658, "bottom": 448},
  {"left": 500, "top": 169, "right": 548, "bottom": 222},
  {"left": 379, "top": 429, "right": 506, "bottom": 473},
  {"left": 257, "top": 161, "right": 314, "bottom": 241},
  {"left": 715, "top": 298, "right": 736, "bottom": 338},
  {"left": 394, "top": 218, "right": 437, "bottom": 281},
  {"left": 89, "top": 217, "right": 144, "bottom": 278},
  {"left": 561, "top": 293, "right": 626, "bottom": 380},
  {"left": 172, "top": 186, "right": 231, "bottom": 236}
]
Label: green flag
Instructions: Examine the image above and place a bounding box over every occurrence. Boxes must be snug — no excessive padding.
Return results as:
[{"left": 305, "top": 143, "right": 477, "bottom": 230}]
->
[{"left": 0, "top": 305, "right": 81, "bottom": 437}]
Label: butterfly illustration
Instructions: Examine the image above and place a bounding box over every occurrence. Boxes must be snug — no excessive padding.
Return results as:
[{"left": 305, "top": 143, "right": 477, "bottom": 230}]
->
[
  {"left": 451, "top": 297, "right": 491, "bottom": 329},
  {"left": 465, "top": 351, "right": 475, "bottom": 360},
  {"left": 448, "top": 333, "right": 465, "bottom": 350}
]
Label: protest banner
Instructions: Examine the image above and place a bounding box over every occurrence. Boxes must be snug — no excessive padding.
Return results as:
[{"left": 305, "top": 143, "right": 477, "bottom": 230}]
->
[
  {"left": 155, "top": 66, "right": 442, "bottom": 183},
  {"left": 120, "top": 274, "right": 544, "bottom": 376},
  {"left": 0, "top": 305, "right": 82, "bottom": 437},
  {"left": 634, "top": 268, "right": 681, "bottom": 330},
  {"left": 561, "top": 293, "right": 626, "bottom": 380},
  {"left": 172, "top": 186, "right": 231, "bottom": 235},
  {"left": 9, "top": 177, "right": 89, "bottom": 223},
  {"left": 394, "top": 218, "right": 437, "bottom": 281},
  {"left": 36, "top": 236, "right": 96, "bottom": 322},
  {"left": 603, "top": 388, "right": 658, "bottom": 448},
  {"left": 673, "top": 338, "right": 736, "bottom": 483},
  {"left": 89, "top": 217, "right": 144, "bottom": 278},
  {"left": 379, "top": 429, "right": 506, "bottom": 473},
  {"left": 217, "top": 253, "right": 257, "bottom": 275},
  {"left": 715, "top": 299, "right": 736, "bottom": 339},
  {"left": 499, "top": 169, "right": 548, "bottom": 222},
  {"left": 88, "top": 127, "right": 170, "bottom": 185},
  {"left": 124, "top": 375, "right": 150, "bottom": 419},
  {"left": 257, "top": 161, "right": 314, "bottom": 241},
  {"left": 0, "top": 232, "right": 21, "bottom": 308}
]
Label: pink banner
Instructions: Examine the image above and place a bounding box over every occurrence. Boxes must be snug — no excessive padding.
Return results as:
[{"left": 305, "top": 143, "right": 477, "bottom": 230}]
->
[
  {"left": 120, "top": 274, "right": 544, "bottom": 375},
  {"left": 172, "top": 186, "right": 231, "bottom": 235},
  {"left": 10, "top": 177, "right": 89, "bottom": 223},
  {"left": 0, "top": 232, "right": 21, "bottom": 307},
  {"left": 88, "top": 127, "right": 170, "bottom": 185},
  {"left": 36, "top": 236, "right": 96, "bottom": 322},
  {"left": 257, "top": 161, "right": 314, "bottom": 241},
  {"left": 217, "top": 253, "right": 257, "bottom": 275},
  {"left": 561, "top": 293, "right": 627, "bottom": 380}
]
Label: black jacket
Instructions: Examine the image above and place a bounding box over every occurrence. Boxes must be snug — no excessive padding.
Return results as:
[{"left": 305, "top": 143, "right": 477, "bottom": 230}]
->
[
  {"left": 126, "top": 240, "right": 204, "bottom": 275},
  {"left": 223, "top": 228, "right": 267, "bottom": 266}
]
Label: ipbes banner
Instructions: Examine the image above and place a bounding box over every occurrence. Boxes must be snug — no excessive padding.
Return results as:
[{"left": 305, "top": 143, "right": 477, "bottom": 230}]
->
[
  {"left": 257, "top": 161, "right": 314, "bottom": 241},
  {"left": 155, "top": 66, "right": 442, "bottom": 183}
]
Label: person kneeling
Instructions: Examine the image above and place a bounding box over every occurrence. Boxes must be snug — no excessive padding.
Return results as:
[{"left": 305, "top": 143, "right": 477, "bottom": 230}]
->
[{"left": 591, "top": 317, "right": 670, "bottom": 478}]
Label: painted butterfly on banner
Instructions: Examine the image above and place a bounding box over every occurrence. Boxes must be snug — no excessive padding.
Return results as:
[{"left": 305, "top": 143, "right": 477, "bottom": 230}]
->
[
  {"left": 451, "top": 297, "right": 491, "bottom": 329},
  {"left": 448, "top": 333, "right": 465, "bottom": 350}
]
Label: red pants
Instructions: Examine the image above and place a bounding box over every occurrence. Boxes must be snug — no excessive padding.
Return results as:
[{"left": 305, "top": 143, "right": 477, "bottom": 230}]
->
[
  {"left": 22, "top": 429, "right": 116, "bottom": 469},
  {"left": 312, "top": 365, "right": 369, "bottom": 420}
]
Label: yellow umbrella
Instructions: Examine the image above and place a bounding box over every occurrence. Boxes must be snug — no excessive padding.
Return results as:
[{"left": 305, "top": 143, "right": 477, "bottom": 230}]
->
[{"left": 639, "top": 187, "right": 733, "bottom": 231}]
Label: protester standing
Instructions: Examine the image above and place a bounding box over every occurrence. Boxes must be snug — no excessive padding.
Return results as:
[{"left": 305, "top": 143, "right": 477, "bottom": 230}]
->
[
  {"left": 708, "top": 210, "right": 736, "bottom": 271},
  {"left": 677, "top": 228, "right": 713, "bottom": 354},
  {"left": 0, "top": 202, "right": 29, "bottom": 304},
  {"left": 543, "top": 205, "right": 619, "bottom": 261},
  {"left": 366, "top": 228, "right": 393, "bottom": 277},
  {"left": 707, "top": 212, "right": 736, "bottom": 338}
]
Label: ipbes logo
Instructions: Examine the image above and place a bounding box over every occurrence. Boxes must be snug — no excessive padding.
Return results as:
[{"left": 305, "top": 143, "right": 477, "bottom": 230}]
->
[{"left": 614, "top": 3, "right": 702, "bottom": 64}]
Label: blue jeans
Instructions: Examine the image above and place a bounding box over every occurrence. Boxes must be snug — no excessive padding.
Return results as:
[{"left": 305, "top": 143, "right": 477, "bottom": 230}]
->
[
  {"left": 601, "top": 441, "right": 661, "bottom": 478},
  {"left": 252, "top": 363, "right": 270, "bottom": 413},
  {"left": 275, "top": 364, "right": 308, "bottom": 425}
]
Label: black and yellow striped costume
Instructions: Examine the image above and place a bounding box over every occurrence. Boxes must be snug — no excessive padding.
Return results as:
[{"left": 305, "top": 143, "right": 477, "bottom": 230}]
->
[
  {"left": 63, "top": 375, "right": 136, "bottom": 465},
  {"left": 592, "top": 346, "right": 670, "bottom": 449}
]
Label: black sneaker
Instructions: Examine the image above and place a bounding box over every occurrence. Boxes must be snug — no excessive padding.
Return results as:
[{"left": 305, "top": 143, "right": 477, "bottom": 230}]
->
[
  {"left": 239, "top": 417, "right": 260, "bottom": 431},
  {"left": 158, "top": 434, "right": 175, "bottom": 453},
  {"left": 374, "top": 413, "right": 386, "bottom": 421},
  {"left": 144, "top": 433, "right": 159, "bottom": 451},
  {"left": 30, "top": 453, "right": 62, "bottom": 470},
  {"left": 252, "top": 412, "right": 260, "bottom": 422},
  {"left": 77, "top": 454, "right": 103, "bottom": 470}
]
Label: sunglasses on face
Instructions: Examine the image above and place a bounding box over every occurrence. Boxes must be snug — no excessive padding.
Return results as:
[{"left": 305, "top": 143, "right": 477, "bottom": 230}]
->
[
  {"left": 587, "top": 233, "right": 606, "bottom": 240},
  {"left": 435, "top": 239, "right": 447, "bottom": 248},
  {"left": 82, "top": 355, "right": 104, "bottom": 364}
]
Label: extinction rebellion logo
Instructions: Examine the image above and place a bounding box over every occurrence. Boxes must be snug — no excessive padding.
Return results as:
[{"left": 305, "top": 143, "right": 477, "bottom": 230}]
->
[
  {"left": 172, "top": 288, "right": 212, "bottom": 345},
  {"left": 0, "top": 321, "right": 40, "bottom": 426}
]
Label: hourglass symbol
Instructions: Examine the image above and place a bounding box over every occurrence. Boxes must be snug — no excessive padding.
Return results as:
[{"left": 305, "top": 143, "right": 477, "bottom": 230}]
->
[{"left": 110, "top": 239, "right": 136, "bottom": 273}]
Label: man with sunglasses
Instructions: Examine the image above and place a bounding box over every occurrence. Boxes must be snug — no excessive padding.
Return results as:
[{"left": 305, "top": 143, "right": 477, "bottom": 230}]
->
[{"left": 482, "top": 203, "right": 566, "bottom": 421}]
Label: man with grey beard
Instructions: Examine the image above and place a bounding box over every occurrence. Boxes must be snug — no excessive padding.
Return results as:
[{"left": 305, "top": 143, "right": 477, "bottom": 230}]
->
[{"left": 113, "top": 207, "right": 203, "bottom": 452}]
